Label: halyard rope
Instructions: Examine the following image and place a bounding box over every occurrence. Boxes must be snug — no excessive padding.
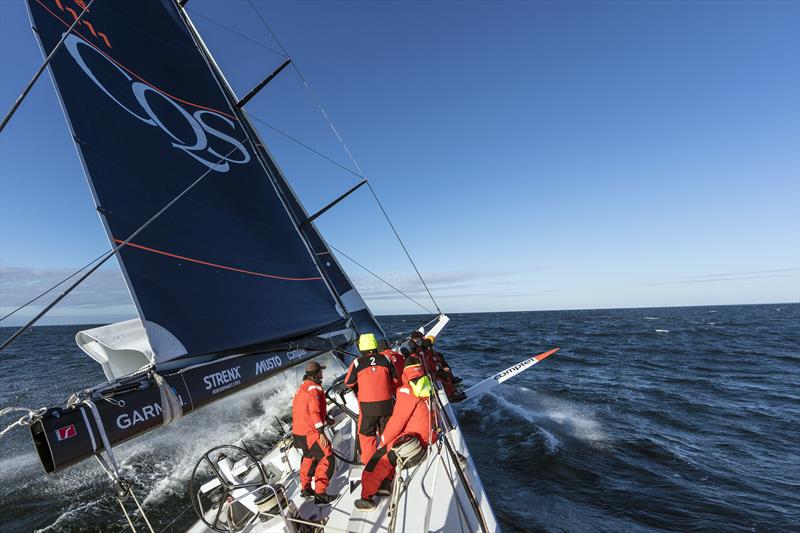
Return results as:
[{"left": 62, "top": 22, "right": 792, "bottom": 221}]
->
[{"left": 186, "top": 8, "right": 285, "bottom": 58}]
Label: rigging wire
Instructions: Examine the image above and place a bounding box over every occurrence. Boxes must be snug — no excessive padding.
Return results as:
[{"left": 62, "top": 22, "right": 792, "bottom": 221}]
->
[
  {"left": 0, "top": 250, "right": 109, "bottom": 324},
  {"left": 245, "top": 111, "right": 363, "bottom": 180},
  {"left": 365, "top": 181, "right": 441, "bottom": 314},
  {"left": 0, "top": 0, "right": 97, "bottom": 134},
  {"left": 157, "top": 504, "right": 193, "bottom": 533},
  {"left": 244, "top": 0, "right": 364, "bottom": 177},
  {"left": 185, "top": 8, "right": 286, "bottom": 59},
  {"left": 327, "top": 243, "right": 435, "bottom": 315},
  {"left": 0, "top": 141, "right": 248, "bottom": 353},
  {"left": 244, "top": 0, "right": 442, "bottom": 315}
]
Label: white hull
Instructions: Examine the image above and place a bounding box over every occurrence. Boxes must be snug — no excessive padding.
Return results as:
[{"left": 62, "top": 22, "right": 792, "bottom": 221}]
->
[{"left": 186, "top": 354, "right": 499, "bottom": 533}]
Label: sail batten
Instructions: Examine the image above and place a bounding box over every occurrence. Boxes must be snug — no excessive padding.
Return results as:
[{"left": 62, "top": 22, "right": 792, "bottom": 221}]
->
[{"left": 27, "top": 0, "right": 350, "bottom": 362}]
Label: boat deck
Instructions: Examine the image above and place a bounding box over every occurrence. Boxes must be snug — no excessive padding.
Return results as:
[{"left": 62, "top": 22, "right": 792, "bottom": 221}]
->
[{"left": 186, "top": 367, "right": 498, "bottom": 533}]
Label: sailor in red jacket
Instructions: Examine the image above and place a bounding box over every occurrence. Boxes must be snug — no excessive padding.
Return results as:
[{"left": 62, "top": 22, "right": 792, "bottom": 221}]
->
[
  {"left": 291, "top": 361, "right": 336, "bottom": 504},
  {"left": 378, "top": 339, "right": 405, "bottom": 392},
  {"left": 355, "top": 356, "right": 436, "bottom": 511},
  {"left": 345, "top": 333, "right": 398, "bottom": 465},
  {"left": 421, "top": 337, "right": 466, "bottom": 402}
]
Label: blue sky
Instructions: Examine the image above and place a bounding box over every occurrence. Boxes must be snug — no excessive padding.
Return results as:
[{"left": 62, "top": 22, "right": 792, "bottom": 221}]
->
[{"left": 1, "top": 0, "right": 798, "bottom": 325}]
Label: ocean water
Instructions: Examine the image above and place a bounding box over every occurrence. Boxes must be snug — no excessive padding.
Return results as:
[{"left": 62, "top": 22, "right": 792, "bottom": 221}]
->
[{"left": 0, "top": 304, "right": 798, "bottom": 532}]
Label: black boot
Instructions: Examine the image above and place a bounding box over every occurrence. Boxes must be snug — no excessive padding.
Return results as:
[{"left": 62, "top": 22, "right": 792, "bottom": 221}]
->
[
  {"left": 314, "top": 492, "right": 336, "bottom": 505},
  {"left": 300, "top": 487, "right": 314, "bottom": 498},
  {"left": 450, "top": 391, "right": 467, "bottom": 403},
  {"left": 376, "top": 478, "right": 393, "bottom": 496},
  {"left": 355, "top": 497, "right": 377, "bottom": 511}
]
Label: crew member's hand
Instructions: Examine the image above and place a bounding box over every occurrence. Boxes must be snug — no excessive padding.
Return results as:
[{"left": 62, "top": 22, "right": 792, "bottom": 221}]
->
[{"left": 318, "top": 432, "right": 330, "bottom": 449}]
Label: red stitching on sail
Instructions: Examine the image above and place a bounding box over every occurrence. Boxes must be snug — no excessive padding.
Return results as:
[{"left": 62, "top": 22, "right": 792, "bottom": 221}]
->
[
  {"left": 113, "top": 239, "right": 323, "bottom": 282},
  {"left": 34, "top": 0, "right": 235, "bottom": 119}
]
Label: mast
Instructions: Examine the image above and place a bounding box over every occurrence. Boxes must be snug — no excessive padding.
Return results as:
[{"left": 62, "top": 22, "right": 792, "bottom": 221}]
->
[
  {"left": 176, "top": 3, "right": 351, "bottom": 323},
  {"left": 177, "top": 2, "right": 387, "bottom": 341}
]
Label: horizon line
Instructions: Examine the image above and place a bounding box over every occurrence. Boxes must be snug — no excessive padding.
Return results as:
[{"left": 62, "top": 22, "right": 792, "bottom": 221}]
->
[{"left": 0, "top": 300, "right": 796, "bottom": 328}]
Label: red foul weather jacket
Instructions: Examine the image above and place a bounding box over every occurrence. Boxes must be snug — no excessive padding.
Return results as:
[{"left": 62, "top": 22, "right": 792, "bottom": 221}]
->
[
  {"left": 292, "top": 379, "right": 327, "bottom": 436},
  {"left": 380, "top": 366, "right": 436, "bottom": 448},
  {"left": 420, "top": 348, "right": 439, "bottom": 375},
  {"left": 382, "top": 348, "right": 405, "bottom": 387},
  {"left": 345, "top": 352, "right": 397, "bottom": 416}
]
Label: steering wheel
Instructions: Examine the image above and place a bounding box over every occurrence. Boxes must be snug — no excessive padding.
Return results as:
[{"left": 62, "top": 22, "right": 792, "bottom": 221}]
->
[{"left": 189, "top": 444, "right": 270, "bottom": 532}]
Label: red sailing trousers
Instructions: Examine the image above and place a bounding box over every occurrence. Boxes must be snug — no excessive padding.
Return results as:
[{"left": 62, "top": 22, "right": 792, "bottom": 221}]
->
[
  {"left": 357, "top": 412, "right": 389, "bottom": 466},
  {"left": 293, "top": 432, "right": 334, "bottom": 494},
  {"left": 361, "top": 446, "right": 396, "bottom": 499}
]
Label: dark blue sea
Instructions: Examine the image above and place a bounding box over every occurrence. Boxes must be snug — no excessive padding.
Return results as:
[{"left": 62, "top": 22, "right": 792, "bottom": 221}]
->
[{"left": 1, "top": 304, "right": 798, "bottom": 532}]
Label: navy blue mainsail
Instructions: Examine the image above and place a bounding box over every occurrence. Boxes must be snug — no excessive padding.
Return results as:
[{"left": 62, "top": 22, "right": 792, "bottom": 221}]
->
[{"left": 27, "top": 0, "right": 347, "bottom": 359}]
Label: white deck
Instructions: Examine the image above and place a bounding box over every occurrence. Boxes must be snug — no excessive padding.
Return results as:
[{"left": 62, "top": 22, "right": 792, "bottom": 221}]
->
[{"left": 186, "top": 356, "right": 499, "bottom": 533}]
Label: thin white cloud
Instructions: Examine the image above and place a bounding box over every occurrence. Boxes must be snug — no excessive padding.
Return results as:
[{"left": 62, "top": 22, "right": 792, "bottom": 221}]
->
[
  {"left": 645, "top": 268, "right": 799, "bottom": 286},
  {"left": 0, "top": 266, "right": 135, "bottom": 325},
  {"left": 0, "top": 263, "right": 548, "bottom": 325},
  {"left": 349, "top": 266, "right": 547, "bottom": 308}
]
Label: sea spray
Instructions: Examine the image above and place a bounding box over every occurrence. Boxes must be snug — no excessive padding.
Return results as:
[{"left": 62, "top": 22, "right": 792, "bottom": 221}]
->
[{"left": 486, "top": 386, "right": 609, "bottom": 448}]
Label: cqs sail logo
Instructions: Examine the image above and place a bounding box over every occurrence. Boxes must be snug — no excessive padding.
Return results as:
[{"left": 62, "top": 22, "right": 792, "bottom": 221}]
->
[{"left": 63, "top": 34, "right": 250, "bottom": 173}]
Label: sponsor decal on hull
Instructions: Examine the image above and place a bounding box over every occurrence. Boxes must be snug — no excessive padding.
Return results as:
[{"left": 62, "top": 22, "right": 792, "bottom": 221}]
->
[
  {"left": 203, "top": 365, "right": 242, "bottom": 395},
  {"left": 255, "top": 355, "right": 283, "bottom": 376},
  {"left": 117, "top": 402, "right": 163, "bottom": 430},
  {"left": 115, "top": 393, "right": 187, "bottom": 430},
  {"left": 55, "top": 424, "right": 77, "bottom": 442},
  {"left": 287, "top": 348, "right": 308, "bottom": 361},
  {"left": 36, "top": 347, "right": 326, "bottom": 473},
  {"left": 494, "top": 358, "right": 535, "bottom": 382}
]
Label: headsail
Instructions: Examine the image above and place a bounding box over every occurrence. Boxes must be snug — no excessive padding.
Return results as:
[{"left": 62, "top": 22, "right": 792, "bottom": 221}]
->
[{"left": 26, "top": 0, "right": 348, "bottom": 361}]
